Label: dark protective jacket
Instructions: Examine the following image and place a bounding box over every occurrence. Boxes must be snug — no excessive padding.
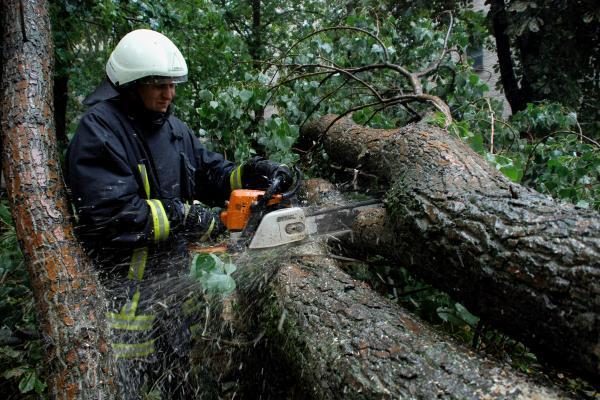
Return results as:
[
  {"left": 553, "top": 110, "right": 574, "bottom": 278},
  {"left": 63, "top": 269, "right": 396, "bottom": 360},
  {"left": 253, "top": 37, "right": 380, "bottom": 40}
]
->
[
  {"left": 67, "top": 92, "right": 242, "bottom": 271},
  {"left": 67, "top": 84, "right": 247, "bottom": 364}
]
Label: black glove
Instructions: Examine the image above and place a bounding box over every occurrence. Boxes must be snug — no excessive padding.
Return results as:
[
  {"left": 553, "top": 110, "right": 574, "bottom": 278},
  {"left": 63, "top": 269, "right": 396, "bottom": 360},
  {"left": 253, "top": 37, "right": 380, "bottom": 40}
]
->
[
  {"left": 162, "top": 199, "right": 226, "bottom": 241},
  {"left": 242, "top": 156, "right": 293, "bottom": 192},
  {"left": 182, "top": 204, "right": 226, "bottom": 241}
]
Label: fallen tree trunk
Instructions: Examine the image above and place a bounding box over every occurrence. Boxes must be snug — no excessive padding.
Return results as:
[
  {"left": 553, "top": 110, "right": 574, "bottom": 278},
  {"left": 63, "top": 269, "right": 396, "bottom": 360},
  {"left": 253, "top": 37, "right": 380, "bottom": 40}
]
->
[
  {"left": 0, "top": 1, "right": 115, "bottom": 398},
  {"left": 301, "top": 115, "right": 599, "bottom": 380},
  {"left": 236, "top": 240, "right": 567, "bottom": 399}
]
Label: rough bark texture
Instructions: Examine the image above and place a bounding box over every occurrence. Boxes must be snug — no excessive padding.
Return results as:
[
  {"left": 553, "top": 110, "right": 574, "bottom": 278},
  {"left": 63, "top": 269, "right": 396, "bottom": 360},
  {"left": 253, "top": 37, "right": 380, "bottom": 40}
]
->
[
  {"left": 301, "top": 115, "right": 600, "bottom": 380},
  {"left": 241, "top": 240, "right": 566, "bottom": 399},
  {"left": 0, "top": 1, "right": 116, "bottom": 398}
]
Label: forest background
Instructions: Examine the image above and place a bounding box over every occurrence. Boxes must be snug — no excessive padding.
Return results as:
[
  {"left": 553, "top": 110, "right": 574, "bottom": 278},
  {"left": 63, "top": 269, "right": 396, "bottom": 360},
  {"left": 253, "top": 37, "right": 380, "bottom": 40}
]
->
[{"left": 0, "top": 0, "right": 598, "bottom": 397}]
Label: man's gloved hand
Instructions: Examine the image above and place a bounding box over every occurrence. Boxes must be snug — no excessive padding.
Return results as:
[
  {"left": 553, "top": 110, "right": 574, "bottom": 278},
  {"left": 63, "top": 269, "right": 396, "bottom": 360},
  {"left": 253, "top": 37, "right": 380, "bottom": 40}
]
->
[
  {"left": 242, "top": 156, "right": 293, "bottom": 192},
  {"left": 162, "top": 199, "right": 226, "bottom": 241},
  {"left": 182, "top": 204, "right": 226, "bottom": 241}
]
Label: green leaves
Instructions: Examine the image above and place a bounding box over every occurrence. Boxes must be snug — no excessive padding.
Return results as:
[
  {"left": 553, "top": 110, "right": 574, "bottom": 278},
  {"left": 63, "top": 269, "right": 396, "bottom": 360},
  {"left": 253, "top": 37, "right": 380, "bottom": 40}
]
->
[
  {"left": 527, "top": 135, "right": 600, "bottom": 209},
  {"left": 257, "top": 117, "right": 299, "bottom": 165},
  {"left": 485, "top": 153, "right": 524, "bottom": 183},
  {"left": 437, "top": 303, "right": 479, "bottom": 328},
  {"left": 190, "top": 253, "right": 237, "bottom": 296},
  {"left": 507, "top": 1, "right": 536, "bottom": 13},
  {"left": 441, "top": 96, "right": 599, "bottom": 210},
  {"left": 18, "top": 370, "right": 47, "bottom": 395},
  {"left": 500, "top": 0, "right": 599, "bottom": 130},
  {"left": 2, "top": 364, "right": 46, "bottom": 394}
]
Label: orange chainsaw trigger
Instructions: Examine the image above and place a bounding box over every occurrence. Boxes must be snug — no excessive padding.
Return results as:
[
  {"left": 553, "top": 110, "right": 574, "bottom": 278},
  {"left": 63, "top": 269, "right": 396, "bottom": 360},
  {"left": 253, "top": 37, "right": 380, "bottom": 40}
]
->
[{"left": 220, "top": 189, "right": 283, "bottom": 231}]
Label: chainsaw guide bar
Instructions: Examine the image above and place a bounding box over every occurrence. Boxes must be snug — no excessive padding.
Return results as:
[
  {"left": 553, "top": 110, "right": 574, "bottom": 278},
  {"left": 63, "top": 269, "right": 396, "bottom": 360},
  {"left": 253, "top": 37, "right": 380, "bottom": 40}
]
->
[{"left": 246, "top": 199, "right": 382, "bottom": 249}]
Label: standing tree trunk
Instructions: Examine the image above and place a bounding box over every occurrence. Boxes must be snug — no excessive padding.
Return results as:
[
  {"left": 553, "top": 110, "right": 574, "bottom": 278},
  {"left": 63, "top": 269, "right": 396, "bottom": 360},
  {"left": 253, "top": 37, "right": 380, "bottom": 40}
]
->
[
  {"left": 301, "top": 115, "right": 600, "bottom": 380},
  {"left": 249, "top": 0, "right": 263, "bottom": 69},
  {"left": 488, "top": 0, "right": 527, "bottom": 113},
  {"left": 0, "top": 1, "right": 116, "bottom": 398}
]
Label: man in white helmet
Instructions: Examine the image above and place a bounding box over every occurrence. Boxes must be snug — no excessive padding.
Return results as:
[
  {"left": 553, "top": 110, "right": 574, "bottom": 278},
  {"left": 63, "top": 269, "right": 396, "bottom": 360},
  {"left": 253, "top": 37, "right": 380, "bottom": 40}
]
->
[{"left": 67, "top": 29, "right": 292, "bottom": 398}]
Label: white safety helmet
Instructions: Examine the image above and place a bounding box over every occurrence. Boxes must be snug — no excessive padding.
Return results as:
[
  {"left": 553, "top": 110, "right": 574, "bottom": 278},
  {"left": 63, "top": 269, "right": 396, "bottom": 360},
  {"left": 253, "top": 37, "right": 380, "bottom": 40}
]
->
[{"left": 106, "top": 29, "right": 188, "bottom": 87}]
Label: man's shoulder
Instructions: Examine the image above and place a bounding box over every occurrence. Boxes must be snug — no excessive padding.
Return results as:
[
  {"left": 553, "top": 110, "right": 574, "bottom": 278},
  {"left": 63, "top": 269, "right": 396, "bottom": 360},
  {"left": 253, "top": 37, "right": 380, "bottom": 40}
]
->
[
  {"left": 75, "top": 100, "right": 129, "bottom": 143},
  {"left": 84, "top": 99, "right": 123, "bottom": 119}
]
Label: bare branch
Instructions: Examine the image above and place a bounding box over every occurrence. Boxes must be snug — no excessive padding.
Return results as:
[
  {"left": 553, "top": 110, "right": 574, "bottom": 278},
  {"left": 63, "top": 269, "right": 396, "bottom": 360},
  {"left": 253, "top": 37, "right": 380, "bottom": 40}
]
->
[
  {"left": 486, "top": 98, "right": 496, "bottom": 154},
  {"left": 300, "top": 77, "right": 351, "bottom": 128},
  {"left": 274, "top": 63, "right": 384, "bottom": 102},
  {"left": 258, "top": 20, "right": 455, "bottom": 130},
  {"left": 417, "top": 11, "right": 455, "bottom": 77},
  {"left": 382, "top": 62, "right": 424, "bottom": 94}
]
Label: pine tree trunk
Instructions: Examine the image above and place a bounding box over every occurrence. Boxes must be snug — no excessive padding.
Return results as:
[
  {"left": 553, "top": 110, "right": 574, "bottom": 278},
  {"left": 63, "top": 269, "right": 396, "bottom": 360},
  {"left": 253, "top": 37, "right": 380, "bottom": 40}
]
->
[
  {"left": 0, "top": 1, "right": 116, "bottom": 398},
  {"left": 301, "top": 115, "right": 600, "bottom": 380}
]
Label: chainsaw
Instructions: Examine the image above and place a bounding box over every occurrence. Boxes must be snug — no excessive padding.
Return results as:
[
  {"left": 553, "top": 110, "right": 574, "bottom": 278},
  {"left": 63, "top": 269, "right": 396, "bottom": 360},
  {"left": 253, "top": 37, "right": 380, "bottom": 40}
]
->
[{"left": 219, "top": 168, "right": 382, "bottom": 251}]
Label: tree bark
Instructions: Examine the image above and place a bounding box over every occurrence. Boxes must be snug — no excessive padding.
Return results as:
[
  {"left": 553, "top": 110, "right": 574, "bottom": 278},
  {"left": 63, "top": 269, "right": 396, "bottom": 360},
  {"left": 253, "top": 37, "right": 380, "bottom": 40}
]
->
[
  {"left": 0, "top": 1, "right": 116, "bottom": 398},
  {"left": 238, "top": 240, "right": 567, "bottom": 399},
  {"left": 300, "top": 115, "right": 600, "bottom": 380}
]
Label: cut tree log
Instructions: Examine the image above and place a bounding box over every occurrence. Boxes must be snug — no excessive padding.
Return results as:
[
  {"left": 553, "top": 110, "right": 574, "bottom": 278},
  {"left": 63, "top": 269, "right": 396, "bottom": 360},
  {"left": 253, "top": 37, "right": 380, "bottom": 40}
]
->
[
  {"left": 187, "top": 181, "right": 566, "bottom": 398},
  {"left": 235, "top": 239, "right": 568, "bottom": 399},
  {"left": 300, "top": 115, "right": 599, "bottom": 380},
  {"left": 0, "top": 1, "right": 116, "bottom": 398}
]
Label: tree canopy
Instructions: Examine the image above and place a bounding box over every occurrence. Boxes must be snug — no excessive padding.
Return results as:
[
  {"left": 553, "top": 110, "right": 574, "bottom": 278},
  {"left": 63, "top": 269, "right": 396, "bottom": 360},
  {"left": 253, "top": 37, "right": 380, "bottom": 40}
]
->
[{"left": 47, "top": 0, "right": 599, "bottom": 208}]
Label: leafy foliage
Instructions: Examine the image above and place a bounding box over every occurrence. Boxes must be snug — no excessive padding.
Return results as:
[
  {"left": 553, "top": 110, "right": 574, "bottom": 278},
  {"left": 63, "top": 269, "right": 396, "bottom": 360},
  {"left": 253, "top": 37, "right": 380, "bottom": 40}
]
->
[
  {"left": 190, "top": 253, "right": 237, "bottom": 296},
  {"left": 487, "top": 0, "right": 599, "bottom": 136},
  {"left": 0, "top": 200, "right": 46, "bottom": 399},
  {"left": 434, "top": 99, "right": 600, "bottom": 210},
  {"left": 51, "top": 0, "right": 319, "bottom": 163}
]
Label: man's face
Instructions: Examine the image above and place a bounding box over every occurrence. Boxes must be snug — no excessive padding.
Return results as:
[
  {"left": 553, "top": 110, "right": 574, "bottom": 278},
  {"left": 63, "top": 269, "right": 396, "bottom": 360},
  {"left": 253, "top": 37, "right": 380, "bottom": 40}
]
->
[{"left": 137, "top": 83, "right": 176, "bottom": 112}]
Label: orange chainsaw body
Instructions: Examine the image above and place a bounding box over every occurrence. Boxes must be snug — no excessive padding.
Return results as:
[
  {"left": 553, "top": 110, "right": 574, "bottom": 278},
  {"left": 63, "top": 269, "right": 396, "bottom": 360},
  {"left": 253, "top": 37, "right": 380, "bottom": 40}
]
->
[{"left": 220, "top": 189, "right": 283, "bottom": 232}]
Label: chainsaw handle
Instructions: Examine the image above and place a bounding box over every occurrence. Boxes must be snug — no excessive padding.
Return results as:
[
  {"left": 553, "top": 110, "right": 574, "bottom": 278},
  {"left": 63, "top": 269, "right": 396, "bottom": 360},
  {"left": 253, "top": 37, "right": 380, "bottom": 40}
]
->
[
  {"left": 261, "top": 175, "right": 282, "bottom": 204},
  {"left": 255, "top": 166, "right": 301, "bottom": 207},
  {"left": 281, "top": 166, "right": 302, "bottom": 201}
]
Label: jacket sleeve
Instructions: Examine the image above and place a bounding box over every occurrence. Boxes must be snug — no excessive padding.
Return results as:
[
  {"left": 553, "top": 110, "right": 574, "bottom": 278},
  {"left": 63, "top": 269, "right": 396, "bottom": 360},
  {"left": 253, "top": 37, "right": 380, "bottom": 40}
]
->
[
  {"left": 67, "top": 110, "right": 154, "bottom": 248},
  {"left": 183, "top": 125, "right": 238, "bottom": 207}
]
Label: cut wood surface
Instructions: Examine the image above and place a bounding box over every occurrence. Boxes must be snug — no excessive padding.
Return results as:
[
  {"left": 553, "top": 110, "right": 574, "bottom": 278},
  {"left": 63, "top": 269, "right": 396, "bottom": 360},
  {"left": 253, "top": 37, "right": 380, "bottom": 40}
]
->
[{"left": 301, "top": 115, "right": 600, "bottom": 380}]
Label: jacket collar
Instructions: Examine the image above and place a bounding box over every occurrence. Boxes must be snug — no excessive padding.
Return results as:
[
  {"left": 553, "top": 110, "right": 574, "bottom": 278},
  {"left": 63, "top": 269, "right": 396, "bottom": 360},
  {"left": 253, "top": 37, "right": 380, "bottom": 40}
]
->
[{"left": 166, "top": 118, "right": 183, "bottom": 139}]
